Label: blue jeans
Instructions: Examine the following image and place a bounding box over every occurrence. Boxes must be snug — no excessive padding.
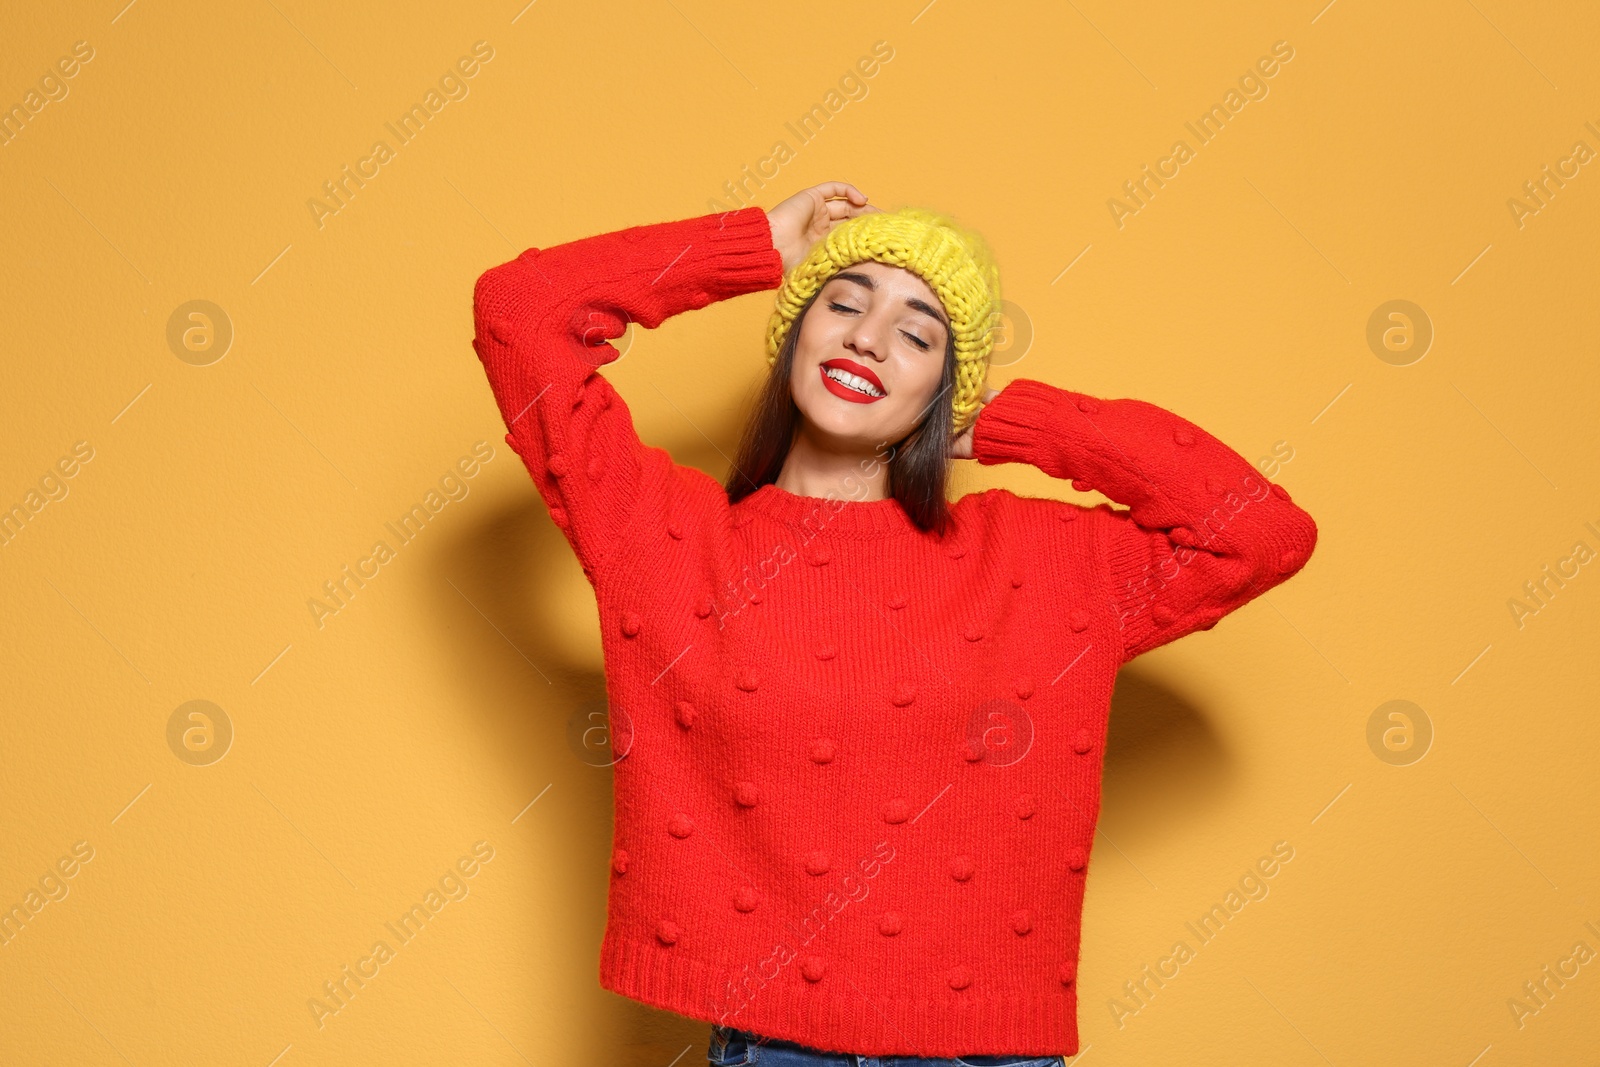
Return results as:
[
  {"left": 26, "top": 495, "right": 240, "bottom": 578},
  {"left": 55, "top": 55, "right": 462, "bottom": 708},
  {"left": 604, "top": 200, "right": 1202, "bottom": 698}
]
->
[{"left": 707, "top": 1026, "right": 1064, "bottom": 1067}]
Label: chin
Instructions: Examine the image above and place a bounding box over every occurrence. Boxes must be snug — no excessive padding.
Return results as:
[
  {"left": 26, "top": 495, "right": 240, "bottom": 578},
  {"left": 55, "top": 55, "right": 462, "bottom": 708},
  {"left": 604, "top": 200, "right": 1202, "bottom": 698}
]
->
[{"left": 793, "top": 388, "right": 903, "bottom": 448}]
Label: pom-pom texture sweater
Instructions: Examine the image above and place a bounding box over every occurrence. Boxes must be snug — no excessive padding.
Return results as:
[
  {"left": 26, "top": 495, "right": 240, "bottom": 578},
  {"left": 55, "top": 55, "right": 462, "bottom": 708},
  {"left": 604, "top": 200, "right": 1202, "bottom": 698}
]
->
[{"left": 469, "top": 205, "right": 1318, "bottom": 1057}]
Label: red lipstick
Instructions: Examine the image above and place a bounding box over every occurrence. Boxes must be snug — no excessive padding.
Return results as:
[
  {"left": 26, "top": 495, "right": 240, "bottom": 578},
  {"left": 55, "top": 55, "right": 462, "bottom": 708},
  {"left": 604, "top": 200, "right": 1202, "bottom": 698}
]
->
[{"left": 819, "top": 359, "right": 886, "bottom": 404}]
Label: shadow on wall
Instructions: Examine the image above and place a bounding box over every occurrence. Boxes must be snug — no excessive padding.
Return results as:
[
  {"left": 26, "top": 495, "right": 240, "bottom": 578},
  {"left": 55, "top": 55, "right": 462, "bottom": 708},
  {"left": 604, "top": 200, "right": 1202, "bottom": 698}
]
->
[
  {"left": 1102, "top": 670, "right": 1234, "bottom": 848},
  {"left": 430, "top": 426, "right": 745, "bottom": 1062},
  {"left": 430, "top": 411, "right": 1234, "bottom": 1061}
]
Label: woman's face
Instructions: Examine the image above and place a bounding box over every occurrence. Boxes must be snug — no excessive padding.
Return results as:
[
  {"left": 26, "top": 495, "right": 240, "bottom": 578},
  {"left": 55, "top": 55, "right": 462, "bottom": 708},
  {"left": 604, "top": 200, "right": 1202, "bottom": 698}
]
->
[{"left": 788, "top": 261, "right": 950, "bottom": 451}]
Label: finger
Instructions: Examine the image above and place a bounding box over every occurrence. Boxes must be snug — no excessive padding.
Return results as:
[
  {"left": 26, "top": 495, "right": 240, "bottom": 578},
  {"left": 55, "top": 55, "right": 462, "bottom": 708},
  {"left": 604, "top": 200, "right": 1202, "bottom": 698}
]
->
[
  {"left": 835, "top": 182, "right": 868, "bottom": 203},
  {"left": 820, "top": 208, "right": 871, "bottom": 237},
  {"left": 824, "top": 197, "right": 860, "bottom": 220},
  {"left": 813, "top": 181, "right": 867, "bottom": 204},
  {"left": 826, "top": 189, "right": 879, "bottom": 215},
  {"left": 982, "top": 387, "right": 999, "bottom": 403},
  {"left": 822, "top": 201, "right": 881, "bottom": 233},
  {"left": 816, "top": 192, "right": 881, "bottom": 237}
]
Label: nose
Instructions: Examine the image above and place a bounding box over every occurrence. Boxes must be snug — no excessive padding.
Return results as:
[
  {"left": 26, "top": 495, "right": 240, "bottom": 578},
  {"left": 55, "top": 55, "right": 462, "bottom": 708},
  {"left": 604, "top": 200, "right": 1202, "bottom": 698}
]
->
[{"left": 844, "top": 312, "right": 887, "bottom": 362}]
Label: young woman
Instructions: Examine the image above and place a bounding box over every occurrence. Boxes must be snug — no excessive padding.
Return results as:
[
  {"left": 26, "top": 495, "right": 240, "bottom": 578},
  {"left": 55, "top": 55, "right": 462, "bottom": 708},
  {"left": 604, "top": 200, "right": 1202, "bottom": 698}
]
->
[{"left": 471, "top": 181, "right": 1318, "bottom": 1066}]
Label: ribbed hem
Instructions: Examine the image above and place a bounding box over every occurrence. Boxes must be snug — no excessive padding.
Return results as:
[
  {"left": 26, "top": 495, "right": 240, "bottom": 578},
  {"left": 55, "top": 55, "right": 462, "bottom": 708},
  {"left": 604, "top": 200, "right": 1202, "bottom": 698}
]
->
[{"left": 599, "top": 930, "right": 1078, "bottom": 1058}]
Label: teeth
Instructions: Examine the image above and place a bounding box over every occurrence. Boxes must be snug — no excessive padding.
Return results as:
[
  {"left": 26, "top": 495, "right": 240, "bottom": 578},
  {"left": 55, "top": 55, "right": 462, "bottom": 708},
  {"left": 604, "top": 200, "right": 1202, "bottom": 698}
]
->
[{"left": 824, "top": 367, "right": 884, "bottom": 398}]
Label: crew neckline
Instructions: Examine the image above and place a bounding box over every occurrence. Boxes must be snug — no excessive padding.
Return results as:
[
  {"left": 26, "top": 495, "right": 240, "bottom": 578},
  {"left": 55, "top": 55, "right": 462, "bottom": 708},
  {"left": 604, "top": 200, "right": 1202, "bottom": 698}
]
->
[{"left": 734, "top": 481, "right": 938, "bottom": 539}]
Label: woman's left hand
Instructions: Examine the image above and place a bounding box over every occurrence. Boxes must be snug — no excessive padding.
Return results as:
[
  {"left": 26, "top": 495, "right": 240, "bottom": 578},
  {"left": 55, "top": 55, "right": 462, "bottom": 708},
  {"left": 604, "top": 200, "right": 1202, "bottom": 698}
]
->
[{"left": 948, "top": 387, "right": 1000, "bottom": 459}]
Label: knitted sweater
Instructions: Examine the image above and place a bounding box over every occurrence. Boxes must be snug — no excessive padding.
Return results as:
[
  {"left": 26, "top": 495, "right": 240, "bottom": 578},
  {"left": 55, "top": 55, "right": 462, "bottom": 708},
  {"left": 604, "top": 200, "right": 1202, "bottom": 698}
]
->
[{"left": 469, "top": 205, "right": 1318, "bottom": 1057}]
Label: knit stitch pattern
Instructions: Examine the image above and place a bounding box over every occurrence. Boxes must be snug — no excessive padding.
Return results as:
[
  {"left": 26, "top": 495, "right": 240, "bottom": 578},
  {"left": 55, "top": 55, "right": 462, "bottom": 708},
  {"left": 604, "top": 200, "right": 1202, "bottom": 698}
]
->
[
  {"left": 470, "top": 205, "right": 1318, "bottom": 1057},
  {"left": 764, "top": 205, "right": 1001, "bottom": 434}
]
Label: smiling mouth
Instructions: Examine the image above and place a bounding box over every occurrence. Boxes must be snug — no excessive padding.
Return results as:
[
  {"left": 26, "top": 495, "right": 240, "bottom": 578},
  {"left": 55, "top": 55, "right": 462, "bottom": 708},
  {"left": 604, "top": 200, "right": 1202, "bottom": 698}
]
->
[{"left": 820, "top": 359, "right": 886, "bottom": 403}]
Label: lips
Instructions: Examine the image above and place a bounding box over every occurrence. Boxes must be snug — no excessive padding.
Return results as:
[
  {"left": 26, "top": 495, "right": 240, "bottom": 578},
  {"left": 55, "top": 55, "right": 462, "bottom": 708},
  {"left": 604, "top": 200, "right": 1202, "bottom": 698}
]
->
[{"left": 819, "top": 359, "right": 886, "bottom": 404}]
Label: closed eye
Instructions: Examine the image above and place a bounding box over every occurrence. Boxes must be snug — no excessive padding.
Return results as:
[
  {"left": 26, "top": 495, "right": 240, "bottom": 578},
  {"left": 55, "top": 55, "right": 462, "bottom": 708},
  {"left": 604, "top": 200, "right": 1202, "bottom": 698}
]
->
[{"left": 828, "top": 302, "right": 932, "bottom": 351}]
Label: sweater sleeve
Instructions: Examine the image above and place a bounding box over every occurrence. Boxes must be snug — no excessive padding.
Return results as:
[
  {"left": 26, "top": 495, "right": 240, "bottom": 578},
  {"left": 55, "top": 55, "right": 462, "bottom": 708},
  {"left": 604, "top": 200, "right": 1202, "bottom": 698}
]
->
[
  {"left": 470, "top": 206, "right": 785, "bottom": 576},
  {"left": 970, "top": 377, "right": 1318, "bottom": 664}
]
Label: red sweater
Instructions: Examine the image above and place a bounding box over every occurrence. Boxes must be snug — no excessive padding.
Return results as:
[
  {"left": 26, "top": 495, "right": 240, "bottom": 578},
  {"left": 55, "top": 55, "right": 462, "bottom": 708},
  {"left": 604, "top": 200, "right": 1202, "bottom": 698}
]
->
[{"left": 470, "top": 205, "right": 1318, "bottom": 1057}]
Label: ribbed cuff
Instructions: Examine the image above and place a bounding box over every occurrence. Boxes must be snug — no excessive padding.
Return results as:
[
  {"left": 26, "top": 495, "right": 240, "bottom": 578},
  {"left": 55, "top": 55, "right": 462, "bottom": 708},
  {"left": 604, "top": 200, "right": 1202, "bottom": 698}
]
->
[
  {"left": 698, "top": 206, "right": 786, "bottom": 299},
  {"left": 970, "top": 378, "right": 1082, "bottom": 480}
]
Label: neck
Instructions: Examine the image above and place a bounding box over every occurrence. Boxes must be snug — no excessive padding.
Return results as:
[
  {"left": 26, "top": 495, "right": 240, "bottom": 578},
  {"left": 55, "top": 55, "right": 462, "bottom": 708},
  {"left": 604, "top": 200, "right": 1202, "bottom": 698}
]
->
[{"left": 772, "top": 424, "right": 888, "bottom": 501}]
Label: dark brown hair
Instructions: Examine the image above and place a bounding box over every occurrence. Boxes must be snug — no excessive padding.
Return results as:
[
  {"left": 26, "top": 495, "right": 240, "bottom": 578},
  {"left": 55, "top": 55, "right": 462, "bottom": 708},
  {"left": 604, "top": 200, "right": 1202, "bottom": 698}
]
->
[{"left": 724, "top": 287, "right": 957, "bottom": 534}]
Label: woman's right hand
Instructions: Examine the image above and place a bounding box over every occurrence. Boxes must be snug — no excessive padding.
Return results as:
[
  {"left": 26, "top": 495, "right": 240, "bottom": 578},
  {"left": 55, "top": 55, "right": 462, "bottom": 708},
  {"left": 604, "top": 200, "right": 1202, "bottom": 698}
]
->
[{"left": 766, "top": 182, "right": 881, "bottom": 272}]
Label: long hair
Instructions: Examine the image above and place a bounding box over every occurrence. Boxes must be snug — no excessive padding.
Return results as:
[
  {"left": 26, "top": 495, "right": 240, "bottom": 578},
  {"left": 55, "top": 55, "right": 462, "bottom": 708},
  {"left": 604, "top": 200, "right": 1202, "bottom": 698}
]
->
[{"left": 724, "top": 288, "right": 957, "bottom": 535}]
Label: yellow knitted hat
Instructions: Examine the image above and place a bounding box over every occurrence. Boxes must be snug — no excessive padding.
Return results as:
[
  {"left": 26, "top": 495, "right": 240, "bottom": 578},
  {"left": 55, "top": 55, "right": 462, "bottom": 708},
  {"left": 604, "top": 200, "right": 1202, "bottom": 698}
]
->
[{"left": 764, "top": 205, "right": 1001, "bottom": 435}]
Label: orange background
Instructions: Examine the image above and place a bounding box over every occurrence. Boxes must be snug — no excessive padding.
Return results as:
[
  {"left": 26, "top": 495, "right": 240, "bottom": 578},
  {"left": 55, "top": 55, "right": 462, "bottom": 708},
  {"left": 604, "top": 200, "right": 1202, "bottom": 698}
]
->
[{"left": 3, "top": 1, "right": 1598, "bottom": 1064}]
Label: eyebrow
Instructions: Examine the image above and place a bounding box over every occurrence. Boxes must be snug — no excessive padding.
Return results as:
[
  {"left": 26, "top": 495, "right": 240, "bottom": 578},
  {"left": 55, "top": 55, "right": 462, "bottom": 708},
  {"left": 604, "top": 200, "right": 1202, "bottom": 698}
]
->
[{"left": 827, "top": 271, "right": 949, "bottom": 332}]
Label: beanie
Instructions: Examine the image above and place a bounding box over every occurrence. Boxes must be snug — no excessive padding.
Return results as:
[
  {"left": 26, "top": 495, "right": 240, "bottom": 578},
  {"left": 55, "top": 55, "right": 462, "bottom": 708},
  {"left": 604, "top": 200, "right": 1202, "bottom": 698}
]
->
[{"left": 764, "top": 205, "right": 1002, "bottom": 435}]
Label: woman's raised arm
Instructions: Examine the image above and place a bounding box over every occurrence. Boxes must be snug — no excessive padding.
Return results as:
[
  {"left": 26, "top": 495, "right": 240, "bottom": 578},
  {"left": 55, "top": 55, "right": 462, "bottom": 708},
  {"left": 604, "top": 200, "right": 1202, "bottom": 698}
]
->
[
  {"left": 470, "top": 206, "right": 785, "bottom": 578},
  {"left": 969, "top": 378, "right": 1319, "bottom": 664}
]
